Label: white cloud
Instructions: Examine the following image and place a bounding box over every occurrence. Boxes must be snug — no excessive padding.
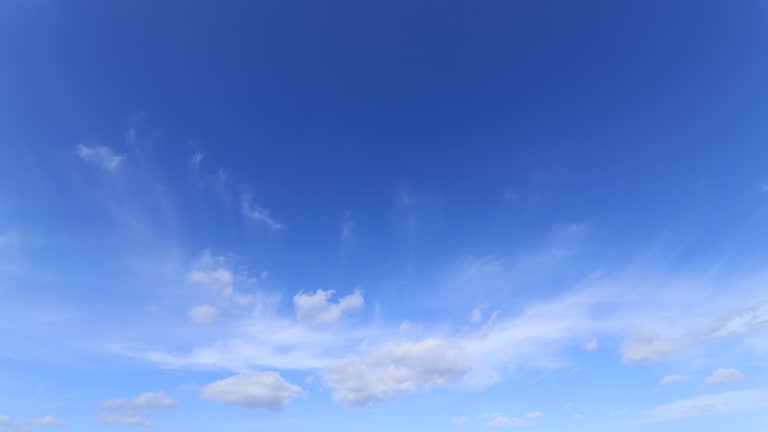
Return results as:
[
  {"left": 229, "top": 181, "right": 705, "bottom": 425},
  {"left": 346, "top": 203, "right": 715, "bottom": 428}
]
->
[
  {"left": 710, "top": 303, "right": 768, "bottom": 337},
  {"left": 98, "top": 391, "right": 176, "bottom": 428},
  {"left": 241, "top": 194, "right": 283, "bottom": 231},
  {"left": 29, "top": 416, "right": 62, "bottom": 426},
  {"left": 484, "top": 411, "right": 541, "bottom": 428},
  {"left": 202, "top": 372, "right": 303, "bottom": 411},
  {"left": 399, "top": 320, "right": 423, "bottom": 333},
  {"left": 187, "top": 268, "right": 234, "bottom": 296},
  {"left": 76, "top": 144, "right": 123, "bottom": 171},
  {"left": 660, "top": 375, "right": 691, "bottom": 385},
  {"left": 621, "top": 335, "right": 685, "bottom": 362},
  {"left": 705, "top": 368, "right": 744, "bottom": 386},
  {"left": 643, "top": 389, "right": 768, "bottom": 423},
  {"left": 190, "top": 151, "right": 203, "bottom": 169},
  {"left": 470, "top": 306, "right": 485, "bottom": 323},
  {"left": 451, "top": 416, "right": 469, "bottom": 425},
  {"left": 186, "top": 251, "right": 252, "bottom": 305},
  {"left": 0, "top": 415, "right": 62, "bottom": 429},
  {"left": 486, "top": 414, "right": 526, "bottom": 427},
  {"left": 138, "top": 305, "right": 370, "bottom": 371},
  {"left": 98, "top": 412, "right": 151, "bottom": 428},
  {"left": 293, "top": 289, "right": 364, "bottom": 324},
  {"left": 322, "top": 338, "right": 469, "bottom": 406},
  {"left": 582, "top": 338, "right": 599, "bottom": 352},
  {"left": 188, "top": 304, "right": 218, "bottom": 324},
  {"left": 341, "top": 211, "right": 355, "bottom": 240},
  {"left": 101, "top": 391, "right": 178, "bottom": 411}
]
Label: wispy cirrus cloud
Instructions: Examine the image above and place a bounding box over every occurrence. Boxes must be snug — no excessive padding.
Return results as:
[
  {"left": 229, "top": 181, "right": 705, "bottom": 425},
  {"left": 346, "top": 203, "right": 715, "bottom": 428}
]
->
[
  {"left": 660, "top": 375, "right": 691, "bottom": 385},
  {"left": 241, "top": 194, "right": 283, "bottom": 230},
  {"left": 484, "top": 411, "right": 542, "bottom": 428},
  {"left": 76, "top": 144, "right": 124, "bottom": 171},
  {"left": 0, "top": 415, "right": 63, "bottom": 429},
  {"left": 642, "top": 389, "right": 768, "bottom": 423}
]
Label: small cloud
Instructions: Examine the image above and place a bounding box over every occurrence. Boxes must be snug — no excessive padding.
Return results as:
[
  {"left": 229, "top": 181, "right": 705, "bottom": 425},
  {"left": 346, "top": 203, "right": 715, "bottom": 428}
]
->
[
  {"left": 0, "top": 415, "right": 63, "bottom": 429},
  {"left": 399, "top": 320, "right": 423, "bottom": 333},
  {"left": 202, "top": 372, "right": 303, "bottom": 411},
  {"left": 571, "top": 413, "right": 585, "bottom": 421},
  {"left": 189, "top": 151, "right": 203, "bottom": 169},
  {"left": 188, "top": 304, "right": 218, "bottom": 324},
  {"left": 660, "top": 375, "right": 691, "bottom": 385},
  {"left": 29, "top": 416, "right": 63, "bottom": 426},
  {"left": 484, "top": 411, "right": 542, "bottom": 427},
  {"left": 470, "top": 306, "right": 485, "bottom": 324},
  {"left": 503, "top": 188, "right": 517, "bottom": 201},
  {"left": 97, "top": 412, "right": 151, "bottom": 428},
  {"left": 705, "top": 368, "right": 744, "bottom": 386},
  {"left": 241, "top": 194, "right": 283, "bottom": 231},
  {"left": 643, "top": 388, "right": 768, "bottom": 423},
  {"left": 100, "top": 392, "right": 178, "bottom": 411},
  {"left": 293, "top": 289, "right": 364, "bottom": 324},
  {"left": 186, "top": 251, "right": 253, "bottom": 305},
  {"left": 451, "top": 416, "right": 469, "bottom": 425},
  {"left": 341, "top": 211, "right": 355, "bottom": 240},
  {"left": 98, "top": 391, "right": 176, "bottom": 428},
  {"left": 621, "top": 335, "right": 683, "bottom": 362},
  {"left": 76, "top": 144, "right": 124, "bottom": 171},
  {"left": 188, "top": 268, "right": 235, "bottom": 296},
  {"left": 582, "top": 338, "right": 599, "bottom": 352},
  {"left": 486, "top": 414, "right": 526, "bottom": 427}
]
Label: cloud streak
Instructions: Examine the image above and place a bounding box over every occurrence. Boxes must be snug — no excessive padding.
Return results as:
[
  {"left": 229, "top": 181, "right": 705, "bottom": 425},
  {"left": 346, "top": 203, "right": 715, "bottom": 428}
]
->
[{"left": 76, "top": 144, "right": 124, "bottom": 171}]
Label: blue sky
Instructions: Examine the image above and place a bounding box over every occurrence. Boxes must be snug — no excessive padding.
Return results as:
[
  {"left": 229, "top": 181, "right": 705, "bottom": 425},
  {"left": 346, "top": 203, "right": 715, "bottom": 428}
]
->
[{"left": 2, "top": 0, "right": 768, "bottom": 430}]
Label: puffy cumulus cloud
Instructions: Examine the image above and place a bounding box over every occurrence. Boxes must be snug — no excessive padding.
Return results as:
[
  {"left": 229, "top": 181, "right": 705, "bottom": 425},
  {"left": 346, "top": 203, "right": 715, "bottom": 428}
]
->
[
  {"left": 188, "top": 304, "right": 218, "bottom": 324},
  {"left": 322, "top": 338, "right": 469, "bottom": 406},
  {"left": 293, "top": 289, "right": 364, "bottom": 324},
  {"left": 76, "top": 144, "right": 123, "bottom": 171},
  {"left": 241, "top": 194, "right": 283, "bottom": 231},
  {"left": 705, "top": 368, "right": 744, "bottom": 386},
  {"left": 202, "top": 372, "right": 303, "bottom": 411},
  {"left": 643, "top": 389, "right": 768, "bottom": 423},
  {"left": 98, "top": 412, "right": 151, "bottom": 428},
  {"left": 660, "top": 375, "right": 691, "bottom": 385}
]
